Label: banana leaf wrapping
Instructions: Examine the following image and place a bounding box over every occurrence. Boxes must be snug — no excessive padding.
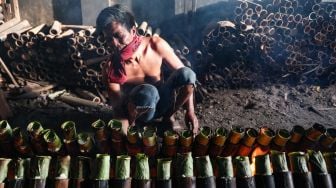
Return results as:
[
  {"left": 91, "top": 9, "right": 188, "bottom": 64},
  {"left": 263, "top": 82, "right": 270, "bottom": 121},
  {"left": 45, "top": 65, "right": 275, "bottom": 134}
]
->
[
  {"left": 157, "top": 158, "right": 172, "bottom": 180},
  {"left": 271, "top": 151, "right": 289, "bottom": 172},
  {"left": 55, "top": 155, "right": 71, "bottom": 179},
  {"left": 61, "top": 121, "right": 77, "bottom": 142},
  {"left": 217, "top": 156, "right": 234, "bottom": 178},
  {"left": 234, "top": 156, "right": 256, "bottom": 188},
  {"left": 30, "top": 156, "right": 51, "bottom": 179},
  {"left": 115, "top": 155, "right": 131, "bottom": 180},
  {"left": 308, "top": 150, "right": 328, "bottom": 174},
  {"left": 176, "top": 152, "right": 194, "bottom": 178},
  {"left": 195, "top": 155, "right": 213, "bottom": 178},
  {"left": 0, "top": 120, "right": 13, "bottom": 141},
  {"left": 288, "top": 152, "right": 309, "bottom": 173},
  {"left": 288, "top": 152, "right": 314, "bottom": 188},
  {"left": 255, "top": 154, "right": 272, "bottom": 175},
  {"left": 135, "top": 153, "right": 150, "bottom": 180},
  {"left": 308, "top": 150, "right": 333, "bottom": 188},
  {"left": 235, "top": 156, "right": 252, "bottom": 178},
  {"left": 0, "top": 158, "right": 11, "bottom": 183},
  {"left": 254, "top": 154, "right": 275, "bottom": 188},
  {"left": 93, "top": 154, "right": 110, "bottom": 180},
  {"left": 12, "top": 158, "right": 30, "bottom": 180}
]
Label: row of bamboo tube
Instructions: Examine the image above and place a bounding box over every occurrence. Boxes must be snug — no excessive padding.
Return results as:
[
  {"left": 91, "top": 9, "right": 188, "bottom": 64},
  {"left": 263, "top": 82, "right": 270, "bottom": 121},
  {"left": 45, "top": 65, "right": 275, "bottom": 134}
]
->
[
  {"left": 0, "top": 145, "right": 335, "bottom": 187},
  {"left": 0, "top": 119, "right": 335, "bottom": 159}
]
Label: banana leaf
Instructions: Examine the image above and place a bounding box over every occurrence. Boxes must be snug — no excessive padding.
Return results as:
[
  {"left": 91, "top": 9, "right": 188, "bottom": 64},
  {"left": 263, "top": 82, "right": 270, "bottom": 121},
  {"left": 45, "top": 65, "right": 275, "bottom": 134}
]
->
[
  {"left": 115, "top": 155, "right": 131, "bottom": 180},
  {"left": 288, "top": 152, "right": 309, "bottom": 173},
  {"left": 135, "top": 153, "right": 150, "bottom": 180},
  {"left": 93, "top": 154, "right": 110, "bottom": 180},
  {"left": 235, "top": 156, "right": 252, "bottom": 178},
  {"left": 324, "top": 152, "right": 336, "bottom": 173},
  {"left": 0, "top": 158, "right": 11, "bottom": 182},
  {"left": 0, "top": 120, "right": 12, "bottom": 141},
  {"left": 195, "top": 155, "right": 213, "bottom": 178},
  {"left": 175, "top": 152, "right": 194, "bottom": 178},
  {"left": 55, "top": 155, "right": 71, "bottom": 179},
  {"left": 217, "top": 156, "right": 234, "bottom": 178},
  {"left": 255, "top": 154, "right": 272, "bottom": 175},
  {"left": 308, "top": 150, "right": 328, "bottom": 174},
  {"left": 157, "top": 158, "right": 172, "bottom": 180},
  {"left": 271, "top": 150, "right": 289, "bottom": 172},
  {"left": 30, "top": 156, "right": 51, "bottom": 179}
]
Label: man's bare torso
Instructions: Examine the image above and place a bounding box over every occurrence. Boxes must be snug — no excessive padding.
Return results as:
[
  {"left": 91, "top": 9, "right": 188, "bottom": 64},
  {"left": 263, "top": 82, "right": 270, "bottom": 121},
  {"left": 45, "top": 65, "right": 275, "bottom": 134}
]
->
[{"left": 122, "top": 36, "right": 163, "bottom": 90}]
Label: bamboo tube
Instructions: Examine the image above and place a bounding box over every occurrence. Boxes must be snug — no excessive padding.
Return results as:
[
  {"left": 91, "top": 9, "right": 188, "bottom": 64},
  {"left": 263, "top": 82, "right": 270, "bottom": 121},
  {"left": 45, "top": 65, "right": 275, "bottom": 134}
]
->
[
  {"left": 286, "top": 125, "right": 305, "bottom": 152},
  {"left": 29, "top": 156, "right": 51, "bottom": 188},
  {"left": 27, "top": 24, "right": 46, "bottom": 36},
  {"left": 308, "top": 150, "right": 333, "bottom": 188},
  {"left": 195, "top": 155, "right": 215, "bottom": 188},
  {"left": 134, "top": 153, "right": 151, "bottom": 188},
  {"left": 0, "top": 57, "right": 19, "bottom": 87},
  {"left": 49, "top": 20, "right": 62, "bottom": 35},
  {"left": 174, "top": 152, "right": 195, "bottom": 188},
  {"left": 288, "top": 152, "right": 314, "bottom": 188},
  {"left": 271, "top": 151, "right": 294, "bottom": 188},
  {"left": 0, "top": 158, "right": 11, "bottom": 185},
  {"left": 236, "top": 128, "right": 258, "bottom": 156},
  {"left": 270, "top": 129, "right": 291, "bottom": 151},
  {"left": 77, "top": 133, "right": 94, "bottom": 155},
  {"left": 42, "top": 129, "right": 62, "bottom": 154},
  {"left": 74, "top": 88, "right": 101, "bottom": 103},
  {"left": 254, "top": 154, "right": 275, "bottom": 188},
  {"left": 145, "top": 26, "right": 152, "bottom": 37},
  {"left": 216, "top": 156, "right": 235, "bottom": 188},
  {"left": 222, "top": 126, "right": 245, "bottom": 157},
  {"left": 234, "top": 156, "right": 256, "bottom": 188},
  {"left": 156, "top": 158, "right": 172, "bottom": 188},
  {"left": 70, "top": 156, "right": 91, "bottom": 188},
  {"left": 92, "top": 154, "right": 110, "bottom": 187},
  {"left": 137, "top": 21, "right": 148, "bottom": 36}
]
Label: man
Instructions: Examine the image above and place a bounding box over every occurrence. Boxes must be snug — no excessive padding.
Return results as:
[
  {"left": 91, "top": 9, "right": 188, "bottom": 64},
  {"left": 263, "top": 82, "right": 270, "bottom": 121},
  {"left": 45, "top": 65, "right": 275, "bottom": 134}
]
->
[{"left": 96, "top": 5, "right": 199, "bottom": 135}]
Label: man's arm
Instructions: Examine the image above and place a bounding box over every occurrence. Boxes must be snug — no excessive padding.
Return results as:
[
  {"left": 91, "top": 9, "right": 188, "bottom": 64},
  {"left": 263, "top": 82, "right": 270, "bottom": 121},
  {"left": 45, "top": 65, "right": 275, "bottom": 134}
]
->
[{"left": 152, "top": 36, "right": 185, "bottom": 70}]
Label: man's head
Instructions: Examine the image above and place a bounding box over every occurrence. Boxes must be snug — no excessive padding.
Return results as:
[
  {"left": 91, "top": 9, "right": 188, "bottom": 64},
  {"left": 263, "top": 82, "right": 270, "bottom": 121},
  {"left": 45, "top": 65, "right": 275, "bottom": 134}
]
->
[{"left": 96, "top": 5, "right": 137, "bottom": 50}]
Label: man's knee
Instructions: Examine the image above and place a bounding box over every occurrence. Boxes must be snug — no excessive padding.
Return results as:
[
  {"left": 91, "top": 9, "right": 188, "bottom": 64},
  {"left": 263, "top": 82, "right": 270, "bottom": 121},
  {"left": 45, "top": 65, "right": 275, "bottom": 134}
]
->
[
  {"left": 129, "top": 84, "right": 159, "bottom": 122},
  {"left": 174, "top": 67, "right": 196, "bottom": 87},
  {"left": 129, "top": 84, "right": 160, "bottom": 108}
]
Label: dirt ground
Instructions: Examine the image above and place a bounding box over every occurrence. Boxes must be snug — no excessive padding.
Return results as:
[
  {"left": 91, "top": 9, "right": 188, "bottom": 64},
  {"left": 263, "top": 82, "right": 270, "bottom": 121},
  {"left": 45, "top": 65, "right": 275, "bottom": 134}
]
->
[
  {"left": 7, "top": 82, "right": 336, "bottom": 135},
  {"left": 188, "top": 83, "right": 336, "bottom": 131}
]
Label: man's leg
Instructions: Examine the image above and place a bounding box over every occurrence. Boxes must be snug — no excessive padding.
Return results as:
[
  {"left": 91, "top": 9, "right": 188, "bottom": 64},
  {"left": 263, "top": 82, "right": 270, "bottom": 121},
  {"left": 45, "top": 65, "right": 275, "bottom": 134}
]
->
[
  {"left": 158, "top": 67, "right": 197, "bottom": 128},
  {"left": 128, "top": 84, "right": 160, "bottom": 127}
]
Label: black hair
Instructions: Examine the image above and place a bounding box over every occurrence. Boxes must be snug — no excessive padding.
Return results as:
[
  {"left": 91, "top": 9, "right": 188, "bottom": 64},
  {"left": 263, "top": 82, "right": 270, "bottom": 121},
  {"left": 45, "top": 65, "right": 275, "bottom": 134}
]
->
[{"left": 96, "top": 4, "right": 136, "bottom": 34}]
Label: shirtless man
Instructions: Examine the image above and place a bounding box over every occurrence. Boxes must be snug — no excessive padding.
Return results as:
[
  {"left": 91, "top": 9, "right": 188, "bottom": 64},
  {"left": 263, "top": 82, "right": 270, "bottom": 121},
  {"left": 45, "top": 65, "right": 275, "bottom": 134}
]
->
[{"left": 96, "top": 5, "right": 199, "bottom": 135}]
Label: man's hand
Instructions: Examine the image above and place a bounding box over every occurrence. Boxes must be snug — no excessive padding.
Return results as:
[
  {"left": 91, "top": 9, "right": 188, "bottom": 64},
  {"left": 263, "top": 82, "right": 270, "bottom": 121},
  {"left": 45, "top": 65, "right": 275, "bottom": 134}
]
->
[{"left": 185, "top": 110, "right": 199, "bottom": 135}]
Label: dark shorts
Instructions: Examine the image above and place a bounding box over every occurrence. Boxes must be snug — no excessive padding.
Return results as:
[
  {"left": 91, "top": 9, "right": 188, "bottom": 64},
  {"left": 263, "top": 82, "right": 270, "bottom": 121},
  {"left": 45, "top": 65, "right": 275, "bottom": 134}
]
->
[{"left": 128, "top": 67, "right": 196, "bottom": 123}]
